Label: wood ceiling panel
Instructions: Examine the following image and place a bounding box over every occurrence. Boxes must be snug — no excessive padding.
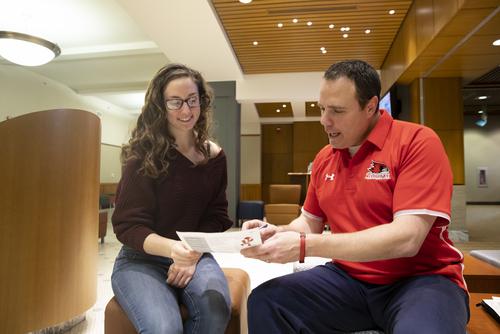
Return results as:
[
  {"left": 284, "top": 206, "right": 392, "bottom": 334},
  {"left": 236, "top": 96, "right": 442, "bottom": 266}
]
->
[
  {"left": 211, "top": 0, "right": 413, "bottom": 73},
  {"left": 453, "top": 36, "right": 500, "bottom": 55},
  {"left": 256, "top": 102, "right": 293, "bottom": 117},
  {"left": 305, "top": 101, "right": 321, "bottom": 116},
  {"left": 430, "top": 11, "right": 500, "bottom": 82},
  {"left": 461, "top": 0, "right": 500, "bottom": 9},
  {"left": 438, "top": 9, "right": 494, "bottom": 36}
]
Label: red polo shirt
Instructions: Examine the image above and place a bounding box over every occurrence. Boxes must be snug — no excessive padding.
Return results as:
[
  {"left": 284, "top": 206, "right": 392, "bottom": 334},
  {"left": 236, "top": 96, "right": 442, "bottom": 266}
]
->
[{"left": 303, "top": 110, "right": 466, "bottom": 290}]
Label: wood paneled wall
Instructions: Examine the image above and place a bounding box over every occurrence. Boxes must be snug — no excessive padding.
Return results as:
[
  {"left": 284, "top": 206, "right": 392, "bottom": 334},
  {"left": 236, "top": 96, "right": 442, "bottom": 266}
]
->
[
  {"left": 293, "top": 122, "right": 329, "bottom": 172},
  {"left": 380, "top": 0, "right": 463, "bottom": 92},
  {"left": 100, "top": 182, "right": 118, "bottom": 195},
  {"left": 240, "top": 184, "right": 262, "bottom": 201},
  {"left": 260, "top": 122, "right": 328, "bottom": 203},
  {"left": 261, "top": 124, "right": 293, "bottom": 203},
  {"left": 410, "top": 78, "right": 465, "bottom": 185},
  {"left": 0, "top": 109, "right": 100, "bottom": 333},
  {"left": 381, "top": 0, "right": 499, "bottom": 91},
  {"left": 409, "top": 79, "right": 421, "bottom": 124}
]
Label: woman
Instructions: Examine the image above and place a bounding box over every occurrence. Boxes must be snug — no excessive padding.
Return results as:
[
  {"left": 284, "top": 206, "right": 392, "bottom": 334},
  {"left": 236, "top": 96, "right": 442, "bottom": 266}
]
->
[{"left": 111, "top": 63, "right": 233, "bottom": 333}]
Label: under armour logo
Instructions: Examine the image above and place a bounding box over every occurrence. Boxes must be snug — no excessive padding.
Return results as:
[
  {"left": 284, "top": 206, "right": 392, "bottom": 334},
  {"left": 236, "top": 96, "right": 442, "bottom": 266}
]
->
[{"left": 324, "top": 173, "right": 335, "bottom": 181}]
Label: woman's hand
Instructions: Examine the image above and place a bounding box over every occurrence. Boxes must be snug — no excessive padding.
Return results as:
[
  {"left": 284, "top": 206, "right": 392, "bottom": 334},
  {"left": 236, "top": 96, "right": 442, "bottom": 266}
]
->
[{"left": 167, "top": 241, "right": 202, "bottom": 288}]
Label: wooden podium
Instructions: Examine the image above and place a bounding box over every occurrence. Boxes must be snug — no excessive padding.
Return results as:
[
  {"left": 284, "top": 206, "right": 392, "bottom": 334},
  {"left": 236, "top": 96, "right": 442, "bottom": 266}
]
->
[{"left": 0, "top": 109, "right": 100, "bottom": 333}]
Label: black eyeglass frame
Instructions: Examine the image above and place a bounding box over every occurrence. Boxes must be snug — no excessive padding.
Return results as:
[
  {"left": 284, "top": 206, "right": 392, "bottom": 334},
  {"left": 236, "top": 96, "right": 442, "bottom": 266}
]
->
[{"left": 164, "top": 95, "right": 201, "bottom": 111}]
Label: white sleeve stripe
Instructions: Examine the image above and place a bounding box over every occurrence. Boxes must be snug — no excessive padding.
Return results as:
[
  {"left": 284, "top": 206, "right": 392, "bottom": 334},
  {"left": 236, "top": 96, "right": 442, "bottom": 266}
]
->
[
  {"left": 301, "top": 208, "right": 324, "bottom": 222},
  {"left": 394, "top": 209, "right": 450, "bottom": 221}
]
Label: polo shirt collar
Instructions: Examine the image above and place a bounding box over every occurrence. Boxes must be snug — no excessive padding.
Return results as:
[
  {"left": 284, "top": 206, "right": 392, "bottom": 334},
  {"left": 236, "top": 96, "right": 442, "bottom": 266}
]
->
[{"left": 365, "top": 109, "right": 392, "bottom": 150}]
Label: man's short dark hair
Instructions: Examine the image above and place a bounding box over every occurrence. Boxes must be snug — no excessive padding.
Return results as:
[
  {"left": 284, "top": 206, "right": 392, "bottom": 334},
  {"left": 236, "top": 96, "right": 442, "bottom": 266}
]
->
[{"left": 324, "top": 60, "right": 381, "bottom": 110}]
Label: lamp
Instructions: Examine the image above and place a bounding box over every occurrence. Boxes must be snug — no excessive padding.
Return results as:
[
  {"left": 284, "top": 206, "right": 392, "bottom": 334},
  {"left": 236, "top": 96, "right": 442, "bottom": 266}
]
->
[{"left": 0, "top": 31, "right": 61, "bottom": 66}]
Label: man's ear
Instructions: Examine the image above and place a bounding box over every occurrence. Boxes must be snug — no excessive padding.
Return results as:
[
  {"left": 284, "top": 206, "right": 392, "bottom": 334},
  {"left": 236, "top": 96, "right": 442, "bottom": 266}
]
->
[{"left": 367, "top": 96, "right": 379, "bottom": 114}]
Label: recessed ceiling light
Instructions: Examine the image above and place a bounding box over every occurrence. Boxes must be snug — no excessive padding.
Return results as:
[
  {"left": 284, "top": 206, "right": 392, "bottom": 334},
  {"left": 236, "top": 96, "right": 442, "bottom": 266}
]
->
[
  {"left": 478, "top": 110, "right": 484, "bottom": 114},
  {"left": 389, "top": 9, "right": 395, "bottom": 15},
  {"left": 493, "top": 39, "right": 500, "bottom": 46},
  {"left": 321, "top": 49, "right": 327, "bottom": 54},
  {"left": 478, "top": 96, "right": 488, "bottom": 100},
  {"left": 239, "top": 0, "right": 252, "bottom": 3},
  {"left": 277, "top": 23, "right": 283, "bottom": 28},
  {"left": 343, "top": 33, "right": 349, "bottom": 38},
  {"left": 320, "top": 47, "right": 325, "bottom": 51},
  {"left": 292, "top": 18, "right": 298, "bottom": 23},
  {"left": 282, "top": 104, "right": 287, "bottom": 108},
  {"left": 310, "top": 103, "right": 315, "bottom": 107},
  {"left": 345, "top": 27, "right": 350, "bottom": 31},
  {"left": 329, "top": 24, "right": 335, "bottom": 29},
  {"left": 276, "top": 109, "right": 281, "bottom": 113},
  {"left": 307, "top": 21, "right": 312, "bottom": 26},
  {"left": 253, "top": 41, "right": 258, "bottom": 46},
  {"left": 365, "top": 29, "right": 371, "bottom": 34}
]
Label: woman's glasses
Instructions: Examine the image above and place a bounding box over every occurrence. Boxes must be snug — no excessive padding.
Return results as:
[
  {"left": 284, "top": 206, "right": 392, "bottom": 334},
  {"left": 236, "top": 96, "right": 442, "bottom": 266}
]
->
[{"left": 165, "top": 95, "right": 200, "bottom": 111}]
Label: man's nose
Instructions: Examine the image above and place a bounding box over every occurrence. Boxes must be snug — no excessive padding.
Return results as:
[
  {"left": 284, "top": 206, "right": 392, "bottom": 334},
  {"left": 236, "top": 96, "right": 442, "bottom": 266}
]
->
[{"left": 320, "top": 113, "right": 331, "bottom": 126}]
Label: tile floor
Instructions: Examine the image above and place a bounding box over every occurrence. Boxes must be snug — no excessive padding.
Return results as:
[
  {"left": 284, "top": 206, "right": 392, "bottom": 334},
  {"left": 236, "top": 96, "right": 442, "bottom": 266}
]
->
[{"left": 65, "top": 205, "right": 500, "bottom": 334}]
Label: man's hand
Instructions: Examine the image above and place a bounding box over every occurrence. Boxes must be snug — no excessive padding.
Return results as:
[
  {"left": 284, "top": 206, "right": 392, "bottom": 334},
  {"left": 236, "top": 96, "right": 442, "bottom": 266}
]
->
[
  {"left": 241, "top": 231, "right": 301, "bottom": 264},
  {"left": 242, "top": 219, "right": 278, "bottom": 242},
  {"left": 167, "top": 241, "right": 202, "bottom": 288}
]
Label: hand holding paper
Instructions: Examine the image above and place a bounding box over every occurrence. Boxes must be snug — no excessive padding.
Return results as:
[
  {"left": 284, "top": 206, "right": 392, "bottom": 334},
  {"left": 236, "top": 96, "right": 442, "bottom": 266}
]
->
[{"left": 177, "top": 228, "right": 262, "bottom": 253}]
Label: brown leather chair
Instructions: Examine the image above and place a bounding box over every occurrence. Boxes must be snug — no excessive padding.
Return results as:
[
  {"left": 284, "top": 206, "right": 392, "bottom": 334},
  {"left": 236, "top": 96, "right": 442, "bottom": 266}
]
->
[
  {"left": 264, "top": 203, "right": 301, "bottom": 226},
  {"left": 105, "top": 268, "right": 250, "bottom": 334},
  {"left": 265, "top": 184, "right": 301, "bottom": 225},
  {"left": 268, "top": 184, "right": 301, "bottom": 204}
]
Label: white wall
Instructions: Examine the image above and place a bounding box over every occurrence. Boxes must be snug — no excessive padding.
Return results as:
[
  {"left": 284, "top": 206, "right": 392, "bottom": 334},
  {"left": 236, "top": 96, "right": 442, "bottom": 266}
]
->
[
  {"left": 240, "top": 102, "right": 261, "bottom": 184},
  {"left": 0, "top": 64, "right": 133, "bottom": 182},
  {"left": 100, "top": 144, "right": 123, "bottom": 183},
  {"left": 240, "top": 135, "right": 261, "bottom": 184},
  {"left": 464, "top": 114, "right": 500, "bottom": 202}
]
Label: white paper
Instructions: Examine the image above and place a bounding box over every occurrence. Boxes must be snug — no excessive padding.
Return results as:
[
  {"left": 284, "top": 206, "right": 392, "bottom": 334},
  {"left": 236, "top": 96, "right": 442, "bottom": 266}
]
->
[
  {"left": 177, "top": 228, "right": 262, "bottom": 253},
  {"left": 484, "top": 296, "right": 500, "bottom": 316}
]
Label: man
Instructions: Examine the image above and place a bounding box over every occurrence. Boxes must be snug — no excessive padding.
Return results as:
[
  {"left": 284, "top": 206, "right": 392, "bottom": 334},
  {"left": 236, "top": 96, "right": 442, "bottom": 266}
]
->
[{"left": 241, "top": 60, "right": 469, "bottom": 333}]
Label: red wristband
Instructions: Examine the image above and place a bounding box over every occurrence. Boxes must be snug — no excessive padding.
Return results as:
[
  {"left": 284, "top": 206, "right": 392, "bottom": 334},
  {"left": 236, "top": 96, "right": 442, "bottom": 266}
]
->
[{"left": 299, "top": 232, "right": 306, "bottom": 263}]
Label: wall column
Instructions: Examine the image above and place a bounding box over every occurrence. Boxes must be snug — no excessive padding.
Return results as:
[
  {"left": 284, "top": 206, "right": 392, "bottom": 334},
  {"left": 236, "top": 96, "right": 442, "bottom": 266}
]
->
[
  {"left": 410, "top": 77, "right": 467, "bottom": 240},
  {"left": 0, "top": 109, "right": 100, "bottom": 333}
]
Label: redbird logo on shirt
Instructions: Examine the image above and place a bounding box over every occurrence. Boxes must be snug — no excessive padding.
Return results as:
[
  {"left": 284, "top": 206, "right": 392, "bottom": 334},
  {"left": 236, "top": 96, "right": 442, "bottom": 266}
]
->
[{"left": 365, "top": 160, "right": 391, "bottom": 180}]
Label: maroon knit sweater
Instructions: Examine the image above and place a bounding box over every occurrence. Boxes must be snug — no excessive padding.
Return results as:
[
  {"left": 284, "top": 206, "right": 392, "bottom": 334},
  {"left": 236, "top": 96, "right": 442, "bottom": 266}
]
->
[{"left": 112, "top": 149, "right": 233, "bottom": 252}]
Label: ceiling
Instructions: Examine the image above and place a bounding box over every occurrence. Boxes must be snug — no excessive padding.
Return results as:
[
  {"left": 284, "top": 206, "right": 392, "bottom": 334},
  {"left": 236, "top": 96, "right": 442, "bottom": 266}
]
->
[
  {"left": 0, "top": 0, "right": 499, "bottom": 121},
  {"left": 211, "top": 0, "right": 413, "bottom": 73},
  {"left": 463, "top": 66, "right": 500, "bottom": 115}
]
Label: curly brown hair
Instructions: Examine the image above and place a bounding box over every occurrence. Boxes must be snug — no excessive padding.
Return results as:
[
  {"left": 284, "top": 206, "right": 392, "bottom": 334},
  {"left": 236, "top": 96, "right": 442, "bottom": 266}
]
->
[{"left": 121, "top": 63, "right": 214, "bottom": 178}]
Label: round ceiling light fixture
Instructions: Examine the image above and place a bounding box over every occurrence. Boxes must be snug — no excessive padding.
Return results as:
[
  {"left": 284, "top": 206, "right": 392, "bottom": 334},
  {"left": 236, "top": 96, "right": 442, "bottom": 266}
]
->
[{"left": 0, "top": 31, "right": 61, "bottom": 66}]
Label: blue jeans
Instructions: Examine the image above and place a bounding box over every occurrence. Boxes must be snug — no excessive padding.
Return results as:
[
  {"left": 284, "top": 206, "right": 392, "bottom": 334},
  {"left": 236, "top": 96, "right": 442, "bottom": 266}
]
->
[
  {"left": 248, "top": 262, "right": 469, "bottom": 334},
  {"left": 111, "top": 246, "right": 231, "bottom": 334}
]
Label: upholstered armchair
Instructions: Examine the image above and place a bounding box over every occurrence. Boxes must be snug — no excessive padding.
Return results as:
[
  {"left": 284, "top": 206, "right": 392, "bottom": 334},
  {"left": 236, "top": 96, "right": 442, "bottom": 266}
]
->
[{"left": 265, "top": 184, "right": 301, "bottom": 225}]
